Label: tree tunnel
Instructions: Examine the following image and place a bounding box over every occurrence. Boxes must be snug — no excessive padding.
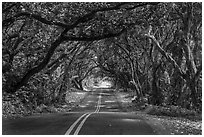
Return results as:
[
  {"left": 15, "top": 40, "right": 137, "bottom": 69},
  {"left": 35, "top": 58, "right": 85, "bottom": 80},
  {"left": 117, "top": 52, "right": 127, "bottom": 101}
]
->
[{"left": 2, "top": 2, "right": 202, "bottom": 109}]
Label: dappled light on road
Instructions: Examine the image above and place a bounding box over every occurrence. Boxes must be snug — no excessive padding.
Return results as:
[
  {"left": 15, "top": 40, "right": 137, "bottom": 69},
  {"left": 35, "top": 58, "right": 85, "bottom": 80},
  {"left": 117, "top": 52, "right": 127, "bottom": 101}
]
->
[{"left": 120, "top": 119, "right": 142, "bottom": 122}]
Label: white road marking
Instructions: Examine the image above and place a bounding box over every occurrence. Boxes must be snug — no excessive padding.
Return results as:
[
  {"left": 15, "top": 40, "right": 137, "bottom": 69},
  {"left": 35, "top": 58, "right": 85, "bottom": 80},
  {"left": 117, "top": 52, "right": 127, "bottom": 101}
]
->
[
  {"left": 95, "top": 94, "right": 101, "bottom": 113},
  {"left": 65, "top": 113, "right": 89, "bottom": 135},
  {"left": 74, "top": 113, "right": 92, "bottom": 135},
  {"left": 65, "top": 93, "right": 102, "bottom": 135}
]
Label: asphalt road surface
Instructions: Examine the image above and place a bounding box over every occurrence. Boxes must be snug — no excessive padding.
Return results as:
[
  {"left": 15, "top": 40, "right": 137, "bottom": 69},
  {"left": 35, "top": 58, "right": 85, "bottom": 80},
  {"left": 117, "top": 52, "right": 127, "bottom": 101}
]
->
[{"left": 2, "top": 89, "right": 158, "bottom": 135}]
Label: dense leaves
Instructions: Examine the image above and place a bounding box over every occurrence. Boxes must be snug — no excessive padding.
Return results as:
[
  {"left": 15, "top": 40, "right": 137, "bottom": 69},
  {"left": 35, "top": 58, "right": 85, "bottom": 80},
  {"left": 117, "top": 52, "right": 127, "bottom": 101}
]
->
[{"left": 2, "top": 2, "right": 202, "bottom": 113}]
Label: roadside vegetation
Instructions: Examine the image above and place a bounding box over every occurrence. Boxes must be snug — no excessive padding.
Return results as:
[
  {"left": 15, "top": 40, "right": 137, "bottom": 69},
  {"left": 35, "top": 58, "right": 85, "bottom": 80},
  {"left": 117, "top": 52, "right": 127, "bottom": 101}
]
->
[
  {"left": 116, "top": 90, "right": 202, "bottom": 135},
  {"left": 3, "top": 88, "right": 87, "bottom": 118}
]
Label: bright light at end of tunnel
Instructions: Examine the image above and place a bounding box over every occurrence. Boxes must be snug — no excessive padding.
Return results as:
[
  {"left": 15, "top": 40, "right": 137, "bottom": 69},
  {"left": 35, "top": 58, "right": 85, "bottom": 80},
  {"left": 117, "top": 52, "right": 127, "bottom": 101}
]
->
[{"left": 98, "top": 81, "right": 112, "bottom": 88}]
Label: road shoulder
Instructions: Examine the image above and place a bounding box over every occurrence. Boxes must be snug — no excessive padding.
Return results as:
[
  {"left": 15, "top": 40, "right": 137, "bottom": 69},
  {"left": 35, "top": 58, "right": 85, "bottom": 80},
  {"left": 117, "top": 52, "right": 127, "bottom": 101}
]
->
[{"left": 114, "top": 90, "right": 202, "bottom": 135}]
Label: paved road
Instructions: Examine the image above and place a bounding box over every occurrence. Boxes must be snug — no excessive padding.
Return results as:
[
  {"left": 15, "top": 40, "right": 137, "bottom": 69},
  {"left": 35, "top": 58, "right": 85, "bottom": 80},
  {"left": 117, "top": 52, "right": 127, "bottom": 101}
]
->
[{"left": 2, "top": 89, "right": 158, "bottom": 135}]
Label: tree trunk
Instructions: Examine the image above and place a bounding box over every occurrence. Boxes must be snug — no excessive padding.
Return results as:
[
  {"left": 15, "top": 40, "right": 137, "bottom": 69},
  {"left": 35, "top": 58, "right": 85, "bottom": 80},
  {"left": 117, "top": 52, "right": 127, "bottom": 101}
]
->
[
  {"left": 188, "top": 78, "right": 198, "bottom": 108},
  {"left": 78, "top": 79, "right": 84, "bottom": 90},
  {"left": 150, "top": 63, "right": 162, "bottom": 105},
  {"left": 56, "top": 45, "right": 81, "bottom": 103},
  {"left": 130, "top": 59, "right": 143, "bottom": 100},
  {"left": 57, "top": 62, "right": 69, "bottom": 103}
]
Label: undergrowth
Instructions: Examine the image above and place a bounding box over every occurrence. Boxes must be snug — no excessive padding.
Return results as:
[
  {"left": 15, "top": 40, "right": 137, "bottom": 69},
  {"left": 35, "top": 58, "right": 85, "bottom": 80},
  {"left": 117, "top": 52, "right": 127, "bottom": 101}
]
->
[{"left": 2, "top": 88, "right": 87, "bottom": 119}]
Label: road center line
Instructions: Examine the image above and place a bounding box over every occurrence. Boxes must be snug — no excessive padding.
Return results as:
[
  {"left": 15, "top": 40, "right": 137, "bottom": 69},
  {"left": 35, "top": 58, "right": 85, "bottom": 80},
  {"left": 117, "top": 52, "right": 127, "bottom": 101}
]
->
[
  {"left": 95, "top": 94, "right": 101, "bottom": 113},
  {"left": 74, "top": 113, "right": 93, "bottom": 135},
  {"left": 65, "top": 93, "right": 102, "bottom": 135},
  {"left": 64, "top": 113, "right": 89, "bottom": 135}
]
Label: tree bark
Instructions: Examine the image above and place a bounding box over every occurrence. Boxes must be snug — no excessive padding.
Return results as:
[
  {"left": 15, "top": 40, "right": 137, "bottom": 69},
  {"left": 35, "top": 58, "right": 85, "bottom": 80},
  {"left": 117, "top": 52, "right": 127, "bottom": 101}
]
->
[
  {"left": 130, "top": 59, "right": 143, "bottom": 99},
  {"left": 57, "top": 61, "right": 69, "bottom": 103},
  {"left": 150, "top": 63, "right": 161, "bottom": 105},
  {"left": 181, "top": 3, "right": 199, "bottom": 108}
]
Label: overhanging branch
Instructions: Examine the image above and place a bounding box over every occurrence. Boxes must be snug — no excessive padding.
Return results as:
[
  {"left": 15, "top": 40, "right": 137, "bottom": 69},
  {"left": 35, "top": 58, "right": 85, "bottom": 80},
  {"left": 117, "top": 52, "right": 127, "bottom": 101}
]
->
[
  {"left": 144, "top": 27, "right": 186, "bottom": 78},
  {"left": 62, "top": 28, "right": 126, "bottom": 41}
]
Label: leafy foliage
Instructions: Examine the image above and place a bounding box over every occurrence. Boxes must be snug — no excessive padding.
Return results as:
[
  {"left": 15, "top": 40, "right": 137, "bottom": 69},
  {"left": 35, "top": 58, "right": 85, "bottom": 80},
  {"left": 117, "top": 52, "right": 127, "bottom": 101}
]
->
[{"left": 2, "top": 2, "right": 202, "bottom": 114}]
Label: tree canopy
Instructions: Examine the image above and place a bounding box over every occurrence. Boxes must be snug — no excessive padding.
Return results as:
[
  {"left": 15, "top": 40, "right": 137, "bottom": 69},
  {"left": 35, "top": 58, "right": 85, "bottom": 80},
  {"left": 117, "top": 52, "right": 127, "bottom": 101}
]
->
[{"left": 2, "top": 2, "right": 202, "bottom": 111}]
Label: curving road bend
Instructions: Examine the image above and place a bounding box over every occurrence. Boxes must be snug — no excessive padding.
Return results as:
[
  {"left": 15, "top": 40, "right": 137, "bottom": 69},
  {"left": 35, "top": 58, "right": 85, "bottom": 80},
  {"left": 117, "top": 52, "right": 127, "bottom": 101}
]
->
[{"left": 2, "top": 89, "right": 158, "bottom": 135}]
